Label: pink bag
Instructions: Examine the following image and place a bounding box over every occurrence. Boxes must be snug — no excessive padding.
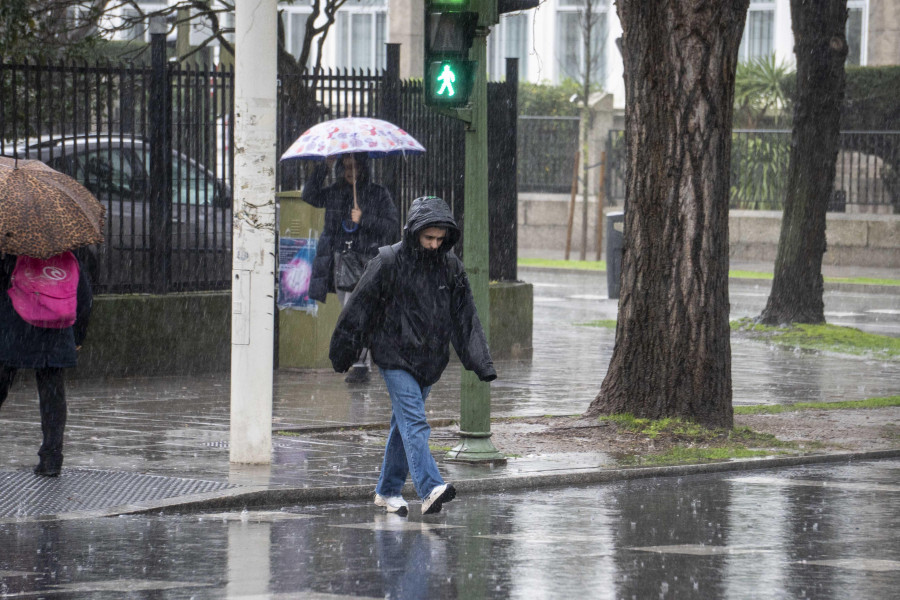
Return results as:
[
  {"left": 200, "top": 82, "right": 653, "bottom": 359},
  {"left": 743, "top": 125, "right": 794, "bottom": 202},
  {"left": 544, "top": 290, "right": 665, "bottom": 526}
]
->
[{"left": 7, "top": 252, "right": 79, "bottom": 329}]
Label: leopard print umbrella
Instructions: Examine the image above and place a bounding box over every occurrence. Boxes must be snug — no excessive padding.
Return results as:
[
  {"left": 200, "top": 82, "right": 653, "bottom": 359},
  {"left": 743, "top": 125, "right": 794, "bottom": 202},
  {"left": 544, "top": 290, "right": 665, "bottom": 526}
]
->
[{"left": 0, "top": 156, "right": 105, "bottom": 259}]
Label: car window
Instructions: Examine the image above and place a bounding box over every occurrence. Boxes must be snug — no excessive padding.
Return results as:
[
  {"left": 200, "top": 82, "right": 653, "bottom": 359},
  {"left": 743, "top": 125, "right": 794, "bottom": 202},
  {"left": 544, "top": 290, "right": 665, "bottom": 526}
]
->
[
  {"left": 138, "top": 148, "right": 216, "bottom": 206},
  {"left": 73, "top": 148, "right": 139, "bottom": 197},
  {"left": 172, "top": 156, "right": 217, "bottom": 206}
]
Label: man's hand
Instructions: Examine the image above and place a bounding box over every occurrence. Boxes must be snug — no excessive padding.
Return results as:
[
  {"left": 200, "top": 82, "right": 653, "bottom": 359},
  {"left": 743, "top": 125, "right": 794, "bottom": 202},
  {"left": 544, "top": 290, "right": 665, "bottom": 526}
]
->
[{"left": 350, "top": 207, "right": 362, "bottom": 224}]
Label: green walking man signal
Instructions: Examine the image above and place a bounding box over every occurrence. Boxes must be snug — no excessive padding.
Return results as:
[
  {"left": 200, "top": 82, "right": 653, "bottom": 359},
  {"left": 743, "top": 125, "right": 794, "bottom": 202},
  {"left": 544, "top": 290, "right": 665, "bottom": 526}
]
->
[
  {"left": 426, "top": 59, "right": 475, "bottom": 106},
  {"left": 437, "top": 64, "right": 456, "bottom": 96}
]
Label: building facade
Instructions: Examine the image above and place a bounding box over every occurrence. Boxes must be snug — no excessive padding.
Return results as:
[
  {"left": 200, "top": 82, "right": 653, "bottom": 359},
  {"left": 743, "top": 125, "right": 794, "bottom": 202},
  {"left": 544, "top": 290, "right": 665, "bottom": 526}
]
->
[{"left": 96, "top": 0, "right": 897, "bottom": 107}]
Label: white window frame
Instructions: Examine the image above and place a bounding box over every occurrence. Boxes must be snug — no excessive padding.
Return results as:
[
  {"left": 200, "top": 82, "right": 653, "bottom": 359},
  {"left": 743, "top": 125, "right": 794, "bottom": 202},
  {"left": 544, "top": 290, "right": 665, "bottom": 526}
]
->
[
  {"left": 487, "top": 12, "right": 531, "bottom": 82},
  {"left": 335, "top": 1, "right": 388, "bottom": 71},
  {"left": 846, "top": 0, "right": 868, "bottom": 66},
  {"left": 738, "top": 0, "right": 776, "bottom": 62},
  {"left": 282, "top": 6, "right": 313, "bottom": 65},
  {"left": 555, "top": 0, "right": 609, "bottom": 86}
]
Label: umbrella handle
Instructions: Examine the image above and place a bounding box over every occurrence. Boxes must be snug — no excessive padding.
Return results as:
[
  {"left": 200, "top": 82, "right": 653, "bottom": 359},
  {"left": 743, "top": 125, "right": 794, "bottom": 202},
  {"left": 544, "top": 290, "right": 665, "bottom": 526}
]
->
[{"left": 352, "top": 162, "right": 359, "bottom": 211}]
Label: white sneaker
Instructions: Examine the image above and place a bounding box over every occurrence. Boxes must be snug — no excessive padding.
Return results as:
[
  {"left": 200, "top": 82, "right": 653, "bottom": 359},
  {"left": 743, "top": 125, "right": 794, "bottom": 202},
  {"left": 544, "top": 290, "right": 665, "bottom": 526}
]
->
[
  {"left": 374, "top": 493, "right": 409, "bottom": 517},
  {"left": 422, "top": 483, "right": 456, "bottom": 515}
]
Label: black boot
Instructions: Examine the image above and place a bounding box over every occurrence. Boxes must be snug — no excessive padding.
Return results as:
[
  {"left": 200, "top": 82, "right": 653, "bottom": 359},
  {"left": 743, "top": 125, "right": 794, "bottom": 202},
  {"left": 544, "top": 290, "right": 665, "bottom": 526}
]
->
[
  {"left": 35, "top": 368, "right": 66, "bottom": 478},
  {"left": 33, "top": 457, "right": 62, "bottom": 477}
]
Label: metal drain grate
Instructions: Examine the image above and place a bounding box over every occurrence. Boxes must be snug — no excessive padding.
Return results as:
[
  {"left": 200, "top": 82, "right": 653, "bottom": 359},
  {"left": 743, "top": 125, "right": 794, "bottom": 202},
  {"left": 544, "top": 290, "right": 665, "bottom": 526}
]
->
[{"left": 0, "top": 469, "right": 237, "bottom": 518}]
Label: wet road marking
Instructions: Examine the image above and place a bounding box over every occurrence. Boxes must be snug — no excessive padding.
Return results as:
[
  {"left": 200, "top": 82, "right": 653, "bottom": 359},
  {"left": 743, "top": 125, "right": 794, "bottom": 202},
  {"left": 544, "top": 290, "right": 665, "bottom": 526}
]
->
[
  {"left": 196, "top": 510, "right": 320, "bottom": 522},
  {"left": 333, "top": 519, "right": 463, "bottom": 532},
  {"left": 799, "top": 559, "right": 900, "bottom": 572},
  {"left": 868, "top": 309, "right": 900, "bottom": 315},
  {"left": 222, "top": 593, "right": 379, "bottom": 599},
  {"left": 474, "top": 533, "right": 602, "bottom": 544},
  {"left": 533, "top": 296, "right": 567, "bottom": 302},
  {"left": 729, "top": 476, "right": 900, "bottom": 493},
  {"left": 630, "top": 545, "right": 775, "bottom": 556},
  {"left": 569, "top": 294, "right": 609, "bottom": 301},
  {"left": 0, "top": 579, "right": 213, "bottom": 597},
  {"left": 0, "top": 571, "right": 35, "bottom": 578}
]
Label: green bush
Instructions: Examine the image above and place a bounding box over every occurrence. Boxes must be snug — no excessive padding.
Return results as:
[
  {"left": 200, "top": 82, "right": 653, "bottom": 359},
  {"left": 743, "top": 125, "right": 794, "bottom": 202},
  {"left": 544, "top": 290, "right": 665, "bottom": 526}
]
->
[
  {"left": 841, "top": 66, "right": 900, "bottom": 130},
  {"left": 783, "top": 65, "right": 900, "bottom": 131},
  {"left": 518, "top": 79, "right": 599, "bottom": 117}
]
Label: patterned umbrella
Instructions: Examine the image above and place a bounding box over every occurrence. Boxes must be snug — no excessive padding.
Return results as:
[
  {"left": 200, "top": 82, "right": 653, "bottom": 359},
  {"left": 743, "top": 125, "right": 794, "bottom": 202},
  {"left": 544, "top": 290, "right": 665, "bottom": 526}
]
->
[
  {"left": 280, "top": 117, "right": 426, "bottom": 161},
  {"left": 0, "top": 157, "right": 105, "bottom": 259}
]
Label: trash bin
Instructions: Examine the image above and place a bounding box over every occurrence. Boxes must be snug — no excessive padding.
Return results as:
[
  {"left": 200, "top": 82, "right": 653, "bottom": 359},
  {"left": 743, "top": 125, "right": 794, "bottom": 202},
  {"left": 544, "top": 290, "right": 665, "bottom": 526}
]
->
[{"left": 606, "top": 211, "right": 624, "bottom": 299}]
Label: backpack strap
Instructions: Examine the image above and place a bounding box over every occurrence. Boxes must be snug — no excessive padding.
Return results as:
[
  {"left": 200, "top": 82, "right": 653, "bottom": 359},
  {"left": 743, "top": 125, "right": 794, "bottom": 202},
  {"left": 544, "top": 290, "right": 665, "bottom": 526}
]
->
[{"left": 377, "top": 242, "right": 401, "bottom": 268}]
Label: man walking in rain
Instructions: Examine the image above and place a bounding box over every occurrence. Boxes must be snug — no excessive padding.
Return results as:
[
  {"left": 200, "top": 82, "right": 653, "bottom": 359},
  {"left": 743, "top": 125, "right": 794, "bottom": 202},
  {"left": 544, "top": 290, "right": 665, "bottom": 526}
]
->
[{"left": 330, "top": 196, "right": 496, "bottom": 516}]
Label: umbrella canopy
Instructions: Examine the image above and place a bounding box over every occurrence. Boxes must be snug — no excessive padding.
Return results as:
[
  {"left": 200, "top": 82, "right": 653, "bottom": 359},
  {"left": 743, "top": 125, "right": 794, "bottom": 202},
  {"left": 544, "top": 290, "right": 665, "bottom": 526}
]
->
[
  {"left": 0, "top": 157, "right": 105, "bottom": 259},
  {"left": 280, "top": 117, "right": 426, "bottom": 161}
]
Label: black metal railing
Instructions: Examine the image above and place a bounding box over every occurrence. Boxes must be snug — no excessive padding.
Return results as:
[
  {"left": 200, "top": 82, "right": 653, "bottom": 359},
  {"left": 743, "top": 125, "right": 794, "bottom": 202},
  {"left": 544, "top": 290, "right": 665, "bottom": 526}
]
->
[
  {"left": 517, "top": 116, "right": 580, "bottom": 193},
  {"left": 1, "top": 50, "right": 520, "bottom": 293},
  {"left": 0, "top": 58, "right": 235, "bottom": 294},
  {"left": 605, "top": 129, "right": 900, "bottom": 214}
]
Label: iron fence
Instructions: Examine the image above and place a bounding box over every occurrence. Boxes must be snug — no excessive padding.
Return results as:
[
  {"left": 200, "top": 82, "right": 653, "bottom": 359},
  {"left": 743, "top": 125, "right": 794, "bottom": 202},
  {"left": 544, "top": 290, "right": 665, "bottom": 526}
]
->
[
  {"left": 517, "top": 116, "right": 580, "bottom": 193},
  {"left": 606, "top": 129, "right": 900, "bottom": 214},
  {"left": 1, "top": 50, "right": 519, "bottom": 293},
  {"left": 0, "top": 58, "right": 234, "bottom": 294}
]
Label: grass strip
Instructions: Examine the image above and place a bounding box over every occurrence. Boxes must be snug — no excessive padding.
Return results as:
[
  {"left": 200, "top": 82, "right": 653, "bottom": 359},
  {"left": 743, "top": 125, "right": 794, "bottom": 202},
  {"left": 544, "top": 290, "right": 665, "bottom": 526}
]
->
[
  {"left": 519, "top": 258, "right": 607, "bottom": 271},
  {"left": 518, "top": 259, "right": 900, "bottom": 286},
  {"left": 732, "top": 320, "right": 900, "bottom": 360},
  {"left": 735, "top": 396, "right": 900, "bottom": 415}
]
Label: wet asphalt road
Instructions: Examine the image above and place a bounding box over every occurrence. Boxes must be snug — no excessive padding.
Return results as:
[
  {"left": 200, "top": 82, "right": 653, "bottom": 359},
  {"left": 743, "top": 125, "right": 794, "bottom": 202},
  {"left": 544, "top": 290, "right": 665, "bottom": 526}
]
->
[{"left": 1, "top": 459, "right": 897, "bottom": 599}]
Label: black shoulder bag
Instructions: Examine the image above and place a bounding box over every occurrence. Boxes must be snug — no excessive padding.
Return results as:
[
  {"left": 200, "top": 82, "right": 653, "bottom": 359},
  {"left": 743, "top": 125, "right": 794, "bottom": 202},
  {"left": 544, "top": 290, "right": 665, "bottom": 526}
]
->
[{"left": 334, "top": 230, "right": 369, "bottom": 292}]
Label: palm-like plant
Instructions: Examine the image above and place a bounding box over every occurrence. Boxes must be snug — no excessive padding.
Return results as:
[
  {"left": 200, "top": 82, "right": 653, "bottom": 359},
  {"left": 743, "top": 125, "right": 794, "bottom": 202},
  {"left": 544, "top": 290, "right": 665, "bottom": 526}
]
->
[{"left": 734, "top": 54, "right": 794, "bottom": 128}]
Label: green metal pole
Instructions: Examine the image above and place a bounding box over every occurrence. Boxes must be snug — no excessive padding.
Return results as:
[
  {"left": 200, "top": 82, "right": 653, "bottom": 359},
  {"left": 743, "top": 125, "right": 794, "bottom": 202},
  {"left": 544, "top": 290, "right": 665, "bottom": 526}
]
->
[{"left": 446, "top": 21, "right": 506, "bottom": 465}]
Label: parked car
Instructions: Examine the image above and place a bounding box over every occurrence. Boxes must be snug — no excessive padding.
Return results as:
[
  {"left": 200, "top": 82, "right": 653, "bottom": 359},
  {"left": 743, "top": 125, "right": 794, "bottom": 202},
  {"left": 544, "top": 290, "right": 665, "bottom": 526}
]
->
[{"left": 6, "top": 136, "right": 232, "bottom": 252}]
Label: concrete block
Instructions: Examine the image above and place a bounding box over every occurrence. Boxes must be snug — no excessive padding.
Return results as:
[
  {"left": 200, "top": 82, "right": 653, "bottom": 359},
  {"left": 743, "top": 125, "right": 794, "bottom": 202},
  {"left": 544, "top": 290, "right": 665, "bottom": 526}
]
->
[
  {"left": 489, "top": 281, "right": 533, "bottom": 359},
  {"left": 825, "top": 216, "right": 869, "bottom": 248},
  {"left": 731, "top": 211, "right": 782, "bottom": 244},
  {"left": 77, "top": 292, "right": 231, "bottom": 378},
  {"left": 523, "top": 197, "right": 571, "bottom": 226},
  {"left": 867, "top": 218, "right": 900, "bottom": 250}
]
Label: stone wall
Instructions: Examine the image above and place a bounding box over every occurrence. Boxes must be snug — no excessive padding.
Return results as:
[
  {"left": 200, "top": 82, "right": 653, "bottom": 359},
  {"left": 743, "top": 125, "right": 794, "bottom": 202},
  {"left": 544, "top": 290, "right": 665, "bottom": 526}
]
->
[{"left": 519, "top": 193, "right": 900, "bottom": 267}]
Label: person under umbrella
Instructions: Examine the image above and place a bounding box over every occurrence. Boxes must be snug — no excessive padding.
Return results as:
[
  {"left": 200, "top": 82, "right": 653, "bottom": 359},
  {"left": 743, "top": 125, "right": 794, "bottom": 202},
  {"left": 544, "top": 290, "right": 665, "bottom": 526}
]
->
[
  {"left": 301, "top": 152, "right": 399, "bottom": 383},
  {"left": 0, "top": 157, "right": 100, "bottom": 477}
]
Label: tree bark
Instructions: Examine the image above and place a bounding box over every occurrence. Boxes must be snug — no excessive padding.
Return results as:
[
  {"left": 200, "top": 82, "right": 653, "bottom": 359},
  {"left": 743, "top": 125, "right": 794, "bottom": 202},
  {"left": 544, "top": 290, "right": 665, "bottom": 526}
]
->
[
  {"left": 759, "top": 0, "right": 848, "bottom": 326},
  {"left": 586, "top": 0, "right": 749, "bottom": 428}
]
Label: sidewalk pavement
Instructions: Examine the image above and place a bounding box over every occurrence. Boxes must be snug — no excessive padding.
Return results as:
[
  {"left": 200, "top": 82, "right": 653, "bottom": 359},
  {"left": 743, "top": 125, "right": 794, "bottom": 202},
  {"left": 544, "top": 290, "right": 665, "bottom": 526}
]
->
[{"left": 1, "top": 265, "right": 899, "bottom": 522}]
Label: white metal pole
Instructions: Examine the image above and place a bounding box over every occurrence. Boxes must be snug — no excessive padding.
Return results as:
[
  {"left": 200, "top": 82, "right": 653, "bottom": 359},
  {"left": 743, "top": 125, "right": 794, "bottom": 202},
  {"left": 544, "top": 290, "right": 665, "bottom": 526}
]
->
[{"left": 230, "top": 0, "right": 278, "bottom": 464}]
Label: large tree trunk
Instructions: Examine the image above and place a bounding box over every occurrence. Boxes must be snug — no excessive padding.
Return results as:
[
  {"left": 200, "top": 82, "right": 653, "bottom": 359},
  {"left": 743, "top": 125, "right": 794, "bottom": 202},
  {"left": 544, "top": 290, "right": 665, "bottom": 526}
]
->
[
  {"left": 759, "top": 0, "right": 848, "bottom": 325},
  {"left": 586, "top": 0, "right": 748, "bottom": 428}
]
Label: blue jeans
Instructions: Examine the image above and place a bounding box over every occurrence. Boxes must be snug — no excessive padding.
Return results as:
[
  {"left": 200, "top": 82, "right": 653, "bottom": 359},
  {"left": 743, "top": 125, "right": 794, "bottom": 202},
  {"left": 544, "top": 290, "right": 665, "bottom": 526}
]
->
[{"left": 375, "top": 369, "right": 445, "bottom": 500}]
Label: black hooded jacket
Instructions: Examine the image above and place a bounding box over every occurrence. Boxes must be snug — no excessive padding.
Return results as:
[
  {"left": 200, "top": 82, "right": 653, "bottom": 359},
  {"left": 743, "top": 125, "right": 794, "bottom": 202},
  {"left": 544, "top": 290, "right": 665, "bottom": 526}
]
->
[
  {"left": 301, "top": 155, "right": 399, "bottom": 302},
  {"left": 329, "top": 196, "right": 496, "bottom": 387}
]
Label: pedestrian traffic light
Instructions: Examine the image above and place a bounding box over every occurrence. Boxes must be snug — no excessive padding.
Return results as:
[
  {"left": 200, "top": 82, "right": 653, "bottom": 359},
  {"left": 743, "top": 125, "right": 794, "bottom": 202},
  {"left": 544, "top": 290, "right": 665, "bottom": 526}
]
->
[{"left": 424, "top": 1, "right": 478, "bottom": 107}]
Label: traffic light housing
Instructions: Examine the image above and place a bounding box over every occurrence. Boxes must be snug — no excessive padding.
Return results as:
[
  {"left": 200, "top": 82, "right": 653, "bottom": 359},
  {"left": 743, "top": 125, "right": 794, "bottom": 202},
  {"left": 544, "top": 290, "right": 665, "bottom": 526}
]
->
[{"left": 424, "top": 1, "right": 478, "bottom": 107}]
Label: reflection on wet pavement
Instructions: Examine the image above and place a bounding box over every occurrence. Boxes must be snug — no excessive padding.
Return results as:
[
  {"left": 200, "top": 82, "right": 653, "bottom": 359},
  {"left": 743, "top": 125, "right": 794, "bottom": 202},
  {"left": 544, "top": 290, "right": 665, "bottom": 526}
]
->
[
  {"left": 0, "top": 460, "right": 896, "bottom": 599},
  {"left": 0, "top": 269, "right": 897, "bottom": 486}
]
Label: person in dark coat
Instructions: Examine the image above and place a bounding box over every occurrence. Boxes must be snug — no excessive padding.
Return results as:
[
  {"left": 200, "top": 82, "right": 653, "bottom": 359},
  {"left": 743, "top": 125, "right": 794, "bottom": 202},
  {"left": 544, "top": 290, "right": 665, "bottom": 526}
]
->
[
  {"left": 302, "top": 152, "right": 399, "bottom": 383},
  {"left": 0, "top": 253, "right": 92, "bottom": 477},
  {"left": 330, "top": 196, "right": 497, "bottom": 516}
]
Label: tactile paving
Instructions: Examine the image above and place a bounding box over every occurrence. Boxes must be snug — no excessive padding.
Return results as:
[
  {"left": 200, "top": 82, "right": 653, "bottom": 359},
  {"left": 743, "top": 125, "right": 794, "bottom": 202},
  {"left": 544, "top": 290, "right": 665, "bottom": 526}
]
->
[{"left": 0, "top": 469, "right": 237, "bottom": 518}]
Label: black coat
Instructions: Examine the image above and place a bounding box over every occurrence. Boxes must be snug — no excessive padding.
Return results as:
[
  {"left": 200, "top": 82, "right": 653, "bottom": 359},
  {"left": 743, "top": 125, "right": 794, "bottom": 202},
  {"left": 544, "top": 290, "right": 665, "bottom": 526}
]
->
[
  {"left": 330, "top": 196, "right": 497, "bottom": 387},
  {"left": 301, "top": 162, "right": 399, "bottom": 302},
  {"left": 0, "top": 254, "right": 93, "bottom": 369}
]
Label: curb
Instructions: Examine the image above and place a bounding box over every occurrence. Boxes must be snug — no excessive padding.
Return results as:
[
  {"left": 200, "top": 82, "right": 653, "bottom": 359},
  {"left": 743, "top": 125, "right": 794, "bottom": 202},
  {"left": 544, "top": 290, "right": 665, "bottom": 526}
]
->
[
  {"left": 518, "top": 266, "right": 900, "bottom": 295},
  {"left": 115, "top": 448, "right": 900, "bottom": 517}
]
